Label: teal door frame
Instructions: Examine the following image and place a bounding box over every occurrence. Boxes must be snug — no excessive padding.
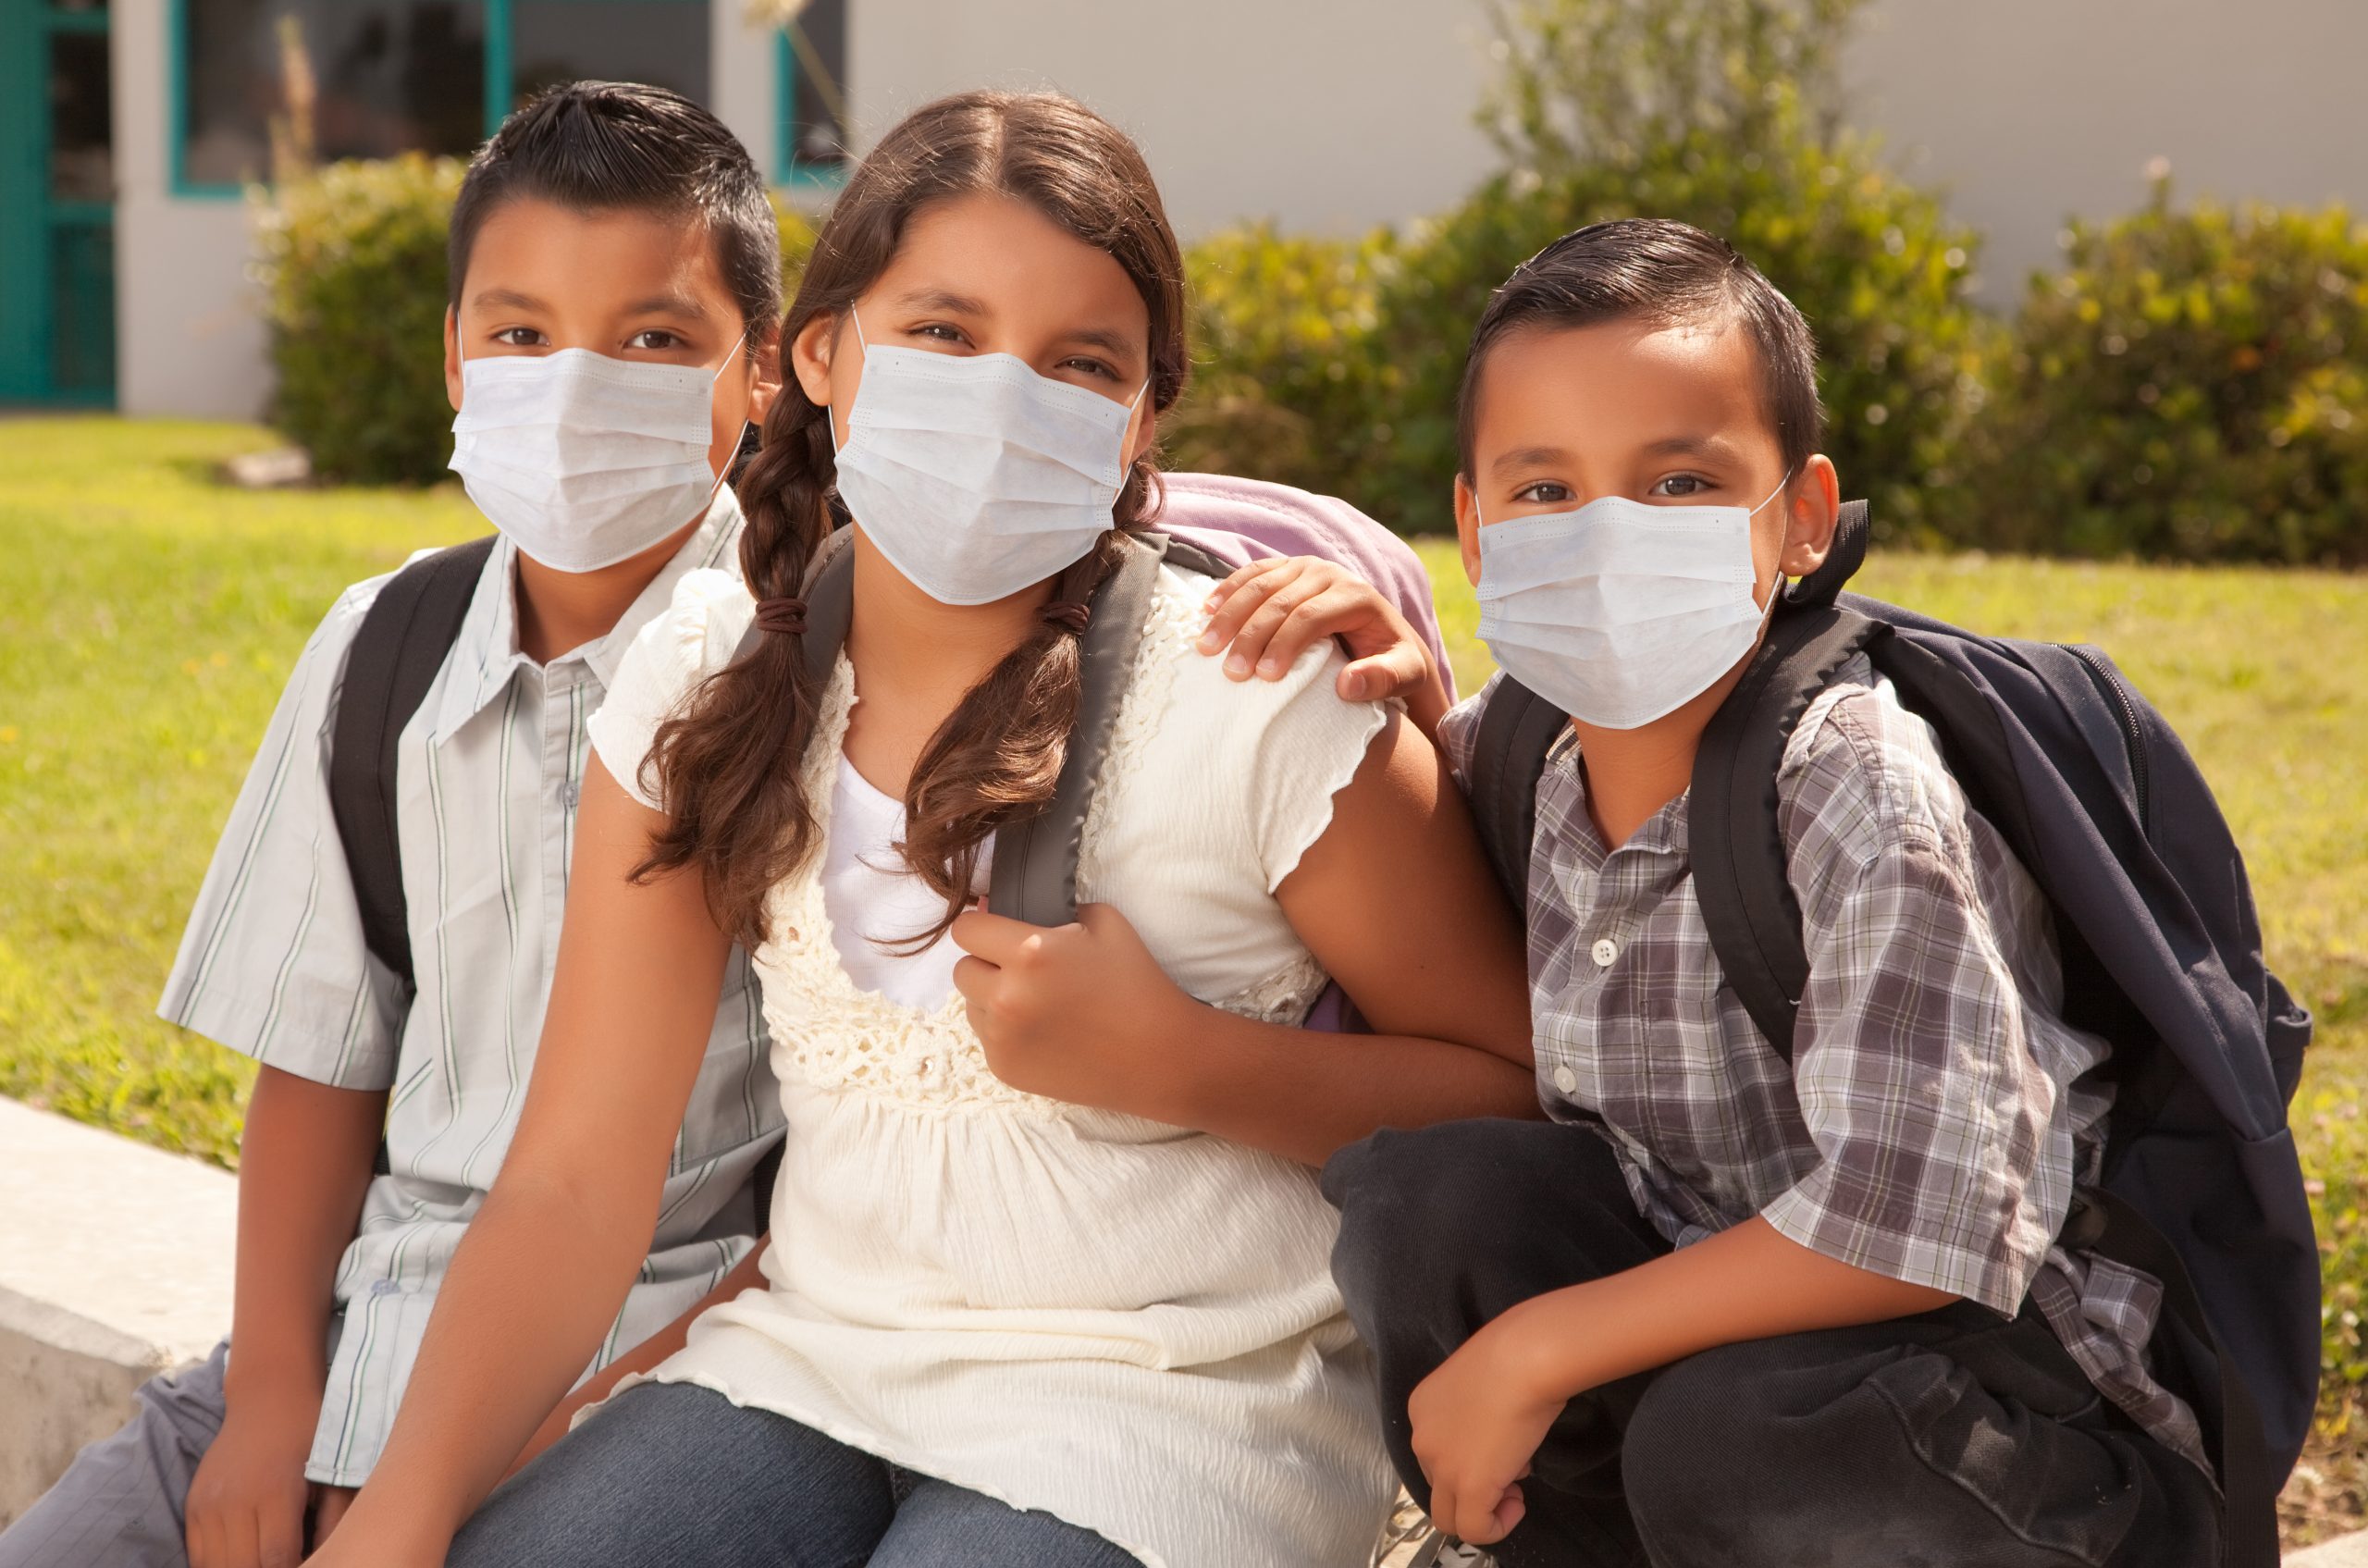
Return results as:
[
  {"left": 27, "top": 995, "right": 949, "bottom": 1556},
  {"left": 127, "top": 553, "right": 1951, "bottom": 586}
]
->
[{"left": 0, "top": 0, "right": 116, "bottom": 406}]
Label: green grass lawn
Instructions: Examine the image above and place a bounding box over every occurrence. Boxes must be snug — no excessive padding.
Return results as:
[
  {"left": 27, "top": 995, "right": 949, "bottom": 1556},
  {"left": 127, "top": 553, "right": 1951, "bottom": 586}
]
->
[{"left": 6, "top": 417, "right": 2366, "bottom": 1529}]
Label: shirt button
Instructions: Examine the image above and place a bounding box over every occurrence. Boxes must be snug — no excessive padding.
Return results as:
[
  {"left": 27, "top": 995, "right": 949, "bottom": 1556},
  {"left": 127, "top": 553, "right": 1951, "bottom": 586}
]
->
[
  {"left": 563, "top": 779, "right": 582, "bottom": 809},
  {"left": 1552, "top": 1066, "right": 1579, "bottom": 1096},
  {"left": 1591, "top": 937, "right": 1620, "bottom": 967}
]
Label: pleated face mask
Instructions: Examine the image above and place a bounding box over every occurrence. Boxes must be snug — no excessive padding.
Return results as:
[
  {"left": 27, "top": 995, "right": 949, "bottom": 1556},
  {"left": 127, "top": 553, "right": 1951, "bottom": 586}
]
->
[
  {"left": 1475, "top": 474, "right": 1791, "bottom": 730},
  {"left": 449, "top": 340, "right": 742, "bottom": 573},
  {"left": 830, "top": 310, "right": 1147, "bottom": 607}
]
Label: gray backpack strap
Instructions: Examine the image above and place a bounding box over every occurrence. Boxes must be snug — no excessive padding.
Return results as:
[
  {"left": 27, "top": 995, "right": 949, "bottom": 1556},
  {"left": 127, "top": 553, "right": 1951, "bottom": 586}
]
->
[
  {"left": 988, "top": 530, "right": 1179, "bottom": 926},
  {"left": 730, "top": 525, "right": 856, "bottom": 673}
]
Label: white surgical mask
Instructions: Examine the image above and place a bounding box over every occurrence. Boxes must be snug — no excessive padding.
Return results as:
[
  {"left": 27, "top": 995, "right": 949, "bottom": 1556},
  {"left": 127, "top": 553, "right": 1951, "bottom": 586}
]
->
[
  {"left": 449, "top": 340, "right": 744, "bottom": 573},
  {"left": 830, "top": 311, "right": 1146, "bottom": 606},
  {"left": 1475, "top": 475, "right": 1792, "bottom": 730}
]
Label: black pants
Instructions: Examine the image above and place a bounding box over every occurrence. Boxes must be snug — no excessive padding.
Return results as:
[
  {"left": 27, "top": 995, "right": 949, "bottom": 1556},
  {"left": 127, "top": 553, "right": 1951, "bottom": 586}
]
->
[{"left": 1321, "top": 1118, "right": 2223, "bottom": 1568}]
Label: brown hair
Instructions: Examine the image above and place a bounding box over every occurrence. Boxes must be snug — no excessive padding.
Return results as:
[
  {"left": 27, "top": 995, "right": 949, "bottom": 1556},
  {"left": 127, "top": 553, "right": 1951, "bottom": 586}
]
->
[
  {"left": 1457, "top": 218, "right": 1823, "bottom": 479},
  {"left": 635, "top": 90, "right": 1189, "bottom": 950}
]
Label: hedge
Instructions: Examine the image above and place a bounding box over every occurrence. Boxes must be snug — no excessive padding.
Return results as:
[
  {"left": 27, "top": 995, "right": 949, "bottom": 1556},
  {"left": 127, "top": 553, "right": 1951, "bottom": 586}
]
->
[
  {"left": 1952, "top": 180, "right": 2368, "bottom": 565},
  {"left": 253, "top": 156, "right": 819, "bottom": 486}
]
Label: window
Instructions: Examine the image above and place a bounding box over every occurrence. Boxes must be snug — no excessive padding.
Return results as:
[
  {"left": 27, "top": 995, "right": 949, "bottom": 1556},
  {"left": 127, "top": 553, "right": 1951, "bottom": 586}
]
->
[
  {"left": 510, "top": 1, "right": 707, "bottom": 107},
  {"left": 179, "top": 0, "right": 489, "bottom": 189},
  {"left": 778, "top": 0, "right": 846, "bottom": 183},
  {"left": 174, "top": 0, "right": 730, "bottom": 194}
]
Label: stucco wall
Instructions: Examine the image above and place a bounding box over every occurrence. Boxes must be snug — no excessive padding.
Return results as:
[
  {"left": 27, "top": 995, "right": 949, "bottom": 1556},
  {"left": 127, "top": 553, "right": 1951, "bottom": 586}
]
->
[
  {"left": 104, "top": 0, "right": 2368, "bottom": 417},
  {"left": 839, "top": 0, "right": 1501, "bottom": 239},
  {"left": 111, "top": 0, "right": 274, "bottom": 420},
  {"left": 1844, "top": 0, "right": 2368, "bottom": 302}
]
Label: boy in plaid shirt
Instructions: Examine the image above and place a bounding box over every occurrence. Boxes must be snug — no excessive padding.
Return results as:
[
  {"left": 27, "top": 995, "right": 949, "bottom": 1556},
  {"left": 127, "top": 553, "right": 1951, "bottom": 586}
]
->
[{"left": 1213, "top": 220, "right": 2221, "bottom": 1567}]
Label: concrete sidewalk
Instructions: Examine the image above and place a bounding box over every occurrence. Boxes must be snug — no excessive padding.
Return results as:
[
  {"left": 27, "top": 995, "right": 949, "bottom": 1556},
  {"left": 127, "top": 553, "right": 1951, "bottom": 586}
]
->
[{"left": 0, "top": 1097, "right": 233, "bottom": 1527}]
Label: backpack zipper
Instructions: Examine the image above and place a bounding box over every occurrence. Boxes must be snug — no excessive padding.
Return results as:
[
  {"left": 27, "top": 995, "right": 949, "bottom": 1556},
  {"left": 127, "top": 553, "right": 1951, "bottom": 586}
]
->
[{"left": 2068, "top": 645, "right": 2152, "bottom": 833}]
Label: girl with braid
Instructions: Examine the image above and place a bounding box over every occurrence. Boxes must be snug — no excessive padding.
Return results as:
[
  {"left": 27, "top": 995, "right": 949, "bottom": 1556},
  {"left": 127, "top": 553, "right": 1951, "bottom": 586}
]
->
[{"left": 311, "top": 90, "right": 1532, "bottom": 1568}]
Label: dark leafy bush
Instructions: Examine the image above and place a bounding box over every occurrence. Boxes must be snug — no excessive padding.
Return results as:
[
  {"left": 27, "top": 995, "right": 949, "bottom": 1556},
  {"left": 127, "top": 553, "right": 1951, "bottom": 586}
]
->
[
  {"left": 1175, "top": 122, "right": 1995, "bottom": 540},
  {"left": 1956, "top": 181, "right": 2368, "bottom": 565},
  {"left": 254, "top": 154, "right": 464, "bottom": 486},
  {"left": 1166, "top": 225, "right": 1393, "bottom": 491},
  {"left": 254, "top": 156, "right": 821, "bottom": 486}
]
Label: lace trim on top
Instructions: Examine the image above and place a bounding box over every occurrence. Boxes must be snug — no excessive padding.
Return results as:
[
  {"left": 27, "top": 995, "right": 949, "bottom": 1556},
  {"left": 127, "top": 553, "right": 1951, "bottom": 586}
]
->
[{"left": 756, "top": 570, "right": 1334, "bottom": 1112}]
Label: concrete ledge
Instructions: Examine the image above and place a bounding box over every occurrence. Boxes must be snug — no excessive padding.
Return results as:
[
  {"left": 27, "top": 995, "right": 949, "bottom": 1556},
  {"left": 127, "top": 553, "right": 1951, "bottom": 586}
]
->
[
  {"left": 0, "top": 1098, "right": 234, "bottom": 1526},
  {"left": 2292, "top": 1532, "right": 2368, "bottom": 1566}
]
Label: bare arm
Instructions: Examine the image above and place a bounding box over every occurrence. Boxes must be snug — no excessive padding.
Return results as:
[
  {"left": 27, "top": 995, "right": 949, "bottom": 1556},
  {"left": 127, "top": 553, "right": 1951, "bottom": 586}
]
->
[
  {"left": 1412, "top": 1216, "right": 1955, "bottom": 1544},
  {"left": 953, "top": 712, "right": 1537, "bottom": 1166},
  {"left": 184, "top": 1067, "right": 383, "bottom": 1568},
  {"left": 311, "top": 766, "right": 734, "bottom": 1562},
  {"left": 500, "top": 1240, "right": 771, "bottom": 1480}
]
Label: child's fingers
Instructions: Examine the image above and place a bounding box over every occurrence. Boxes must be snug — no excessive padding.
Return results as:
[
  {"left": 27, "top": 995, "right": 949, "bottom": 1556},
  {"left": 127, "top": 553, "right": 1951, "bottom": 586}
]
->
[
  {"left": 1337, "top": 644, "right": 1432, "bottom": 703},
  {"left": 1218, "top": 576, "right": 1334, "bottom": 678},
  {"left": 1196, "top": 559, "right": 1306, "bottom": 655},
  {"left": 1484, "top": 1483, "right": 1527, "bottom": 1544}
]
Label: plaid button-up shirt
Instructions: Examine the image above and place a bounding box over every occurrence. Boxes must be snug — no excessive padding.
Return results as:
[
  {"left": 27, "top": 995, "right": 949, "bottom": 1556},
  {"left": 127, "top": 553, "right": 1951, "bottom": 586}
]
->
[{"left": 1441, "top": 659, "right": 2205, "bottom": 1470}]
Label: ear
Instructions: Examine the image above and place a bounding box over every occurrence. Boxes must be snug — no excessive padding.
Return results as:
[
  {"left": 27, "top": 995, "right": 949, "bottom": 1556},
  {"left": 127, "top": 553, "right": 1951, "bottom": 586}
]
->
[
  {"left": 1777, "top": 455, "right": 1843, "bottom": 584},
  {"left": 745, "top": 316, "right": 785, "bottom": 427},
  {"left": 1452, "top": 473, "right": 1483, "bottom": 587},
  {"left": 790, "top": 312, "right": 844, "bottom": 437},
  {"left": 443, "top": 307, "right": 463, "bottom": 413},
  {"left": 1123, "top": 397, "right": 1158, "bottom": 469}
]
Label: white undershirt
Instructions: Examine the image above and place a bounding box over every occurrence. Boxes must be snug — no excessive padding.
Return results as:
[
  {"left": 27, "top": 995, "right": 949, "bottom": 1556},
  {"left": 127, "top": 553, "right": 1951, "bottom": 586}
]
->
[{"left": 820, "top": 755, "right": 983, "bottom": 1011}]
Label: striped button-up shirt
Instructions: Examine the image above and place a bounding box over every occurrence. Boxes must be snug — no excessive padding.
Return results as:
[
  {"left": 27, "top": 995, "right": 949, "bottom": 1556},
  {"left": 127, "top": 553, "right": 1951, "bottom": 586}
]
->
[
  {"left": 1439, "top": 659, "right": 2205, "bottom": 1469},
  {"left": 158, "top": 489, "right": 781, "bottom": 1487}
]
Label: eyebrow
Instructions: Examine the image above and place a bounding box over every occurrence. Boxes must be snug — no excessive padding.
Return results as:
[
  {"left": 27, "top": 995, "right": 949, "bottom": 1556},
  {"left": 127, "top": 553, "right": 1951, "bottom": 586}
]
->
[
  {"left": 469, "top": 288, "right": 549, "bottom": 313},
  {"left": 1061, "top": 326, "right": 1141, "bottom": 358},
  {"left": 894, "top": 288, "right": 993, "bottom": 316},
  {"left": 1640, "top": 433, "right": 1744, "bottom": 462},
  {"left": 622, "top": 292, "right": 710, "bottom": 320},
  {"left": 1490, "top": 444, "right": 1572, "bottom": 476}
]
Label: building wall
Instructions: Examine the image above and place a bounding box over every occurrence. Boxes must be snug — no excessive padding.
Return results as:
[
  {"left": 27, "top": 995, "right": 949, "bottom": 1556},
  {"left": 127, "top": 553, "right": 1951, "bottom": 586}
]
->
[
  {"left": 840, "top": 0, "right": 1500, "bottom": 239},
  {"left": 106, "top": 0, "right": 792, "bottom": 421},
  {"left": 113, "top": 0, "right": 272, "bottom": 420},
  {"left": 1844, "top": 0, "right": 2368, "bottom": 302},
  {"left": 104, "top": 0, "right": 2368, "bottom": 418}
]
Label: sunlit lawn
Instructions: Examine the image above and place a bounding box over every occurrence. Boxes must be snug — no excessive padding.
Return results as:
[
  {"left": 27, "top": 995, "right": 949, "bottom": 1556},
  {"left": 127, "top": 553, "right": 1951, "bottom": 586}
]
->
[{"left": 5, "top": 416, "right": 2364, "bottom": 1534}]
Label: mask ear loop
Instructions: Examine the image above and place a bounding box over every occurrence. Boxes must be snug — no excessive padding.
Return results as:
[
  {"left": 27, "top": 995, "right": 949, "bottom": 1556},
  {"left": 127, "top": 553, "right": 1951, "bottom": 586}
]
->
[
  {"left": 1750, "top": 467, "right": 1799, "bottom": 617},
  {"left": 825, "top": 309, "right": 870, "bottom": 451}
]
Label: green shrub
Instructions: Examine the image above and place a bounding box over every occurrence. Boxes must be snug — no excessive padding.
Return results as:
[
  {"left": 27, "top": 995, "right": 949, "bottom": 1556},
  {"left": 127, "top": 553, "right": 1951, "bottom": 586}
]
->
[
  {"left": 1176, "top": 122, "right": 1995, "bottom": 540},
  {"left": 253, "top": 154, "right": 465, "bottom": 486},
  {"left": 1166, "top": 224, "right": 1394, "bottom": 491},
  {"left": 1960, "top": 180, "right": 2368, "bottom": 565},
  {"left": 254, "top": 158, "right": 825, "bottom": 486}
]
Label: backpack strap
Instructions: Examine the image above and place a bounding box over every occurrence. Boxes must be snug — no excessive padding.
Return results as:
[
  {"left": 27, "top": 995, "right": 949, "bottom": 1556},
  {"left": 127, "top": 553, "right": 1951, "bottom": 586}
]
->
[
  {"left": 1689, "top": 600, "right": 1886, "bottom": 1062},
  {"left": 1467, "top": 677, "right": 1569, "bottom": 909},
  {"left": 987, "top": 531, "right": 1179, "bottom": 926},
  {"left": 735, "top": 528, "right": 1189, "bottom": 929},
  {"left": 328, "top": 535, "right": 499, "bottom": 994}
]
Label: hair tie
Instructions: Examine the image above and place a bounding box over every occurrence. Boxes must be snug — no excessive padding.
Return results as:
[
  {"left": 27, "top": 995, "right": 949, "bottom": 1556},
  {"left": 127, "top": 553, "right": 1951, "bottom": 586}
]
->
[
  {"left": 754, "top": 597, "right": 808, "bottom": 636},
  {"left": 1039, "top": 600, "right": 1092, "bottom": 636}
]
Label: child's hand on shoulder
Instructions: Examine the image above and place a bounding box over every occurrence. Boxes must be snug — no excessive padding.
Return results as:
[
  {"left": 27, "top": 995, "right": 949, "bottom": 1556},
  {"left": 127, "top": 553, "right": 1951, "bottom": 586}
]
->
[
  {"left": 1198, "top": 558, "right": 1448, "bottom": 734},
  {"left": 1408, "top": 1301, "right": 1571, "bottom": 1549},
  {"left": 951, "top": 904, "right": 1197, "bottom": 1116}
]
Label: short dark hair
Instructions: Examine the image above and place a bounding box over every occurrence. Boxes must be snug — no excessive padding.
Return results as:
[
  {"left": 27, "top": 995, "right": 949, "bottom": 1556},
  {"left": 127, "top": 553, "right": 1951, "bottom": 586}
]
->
[
  {"left": 1456, "top": 218, "right": 1821, "bottom": 478},
  {"left": 449, "top": 81, "right": 781, "bottom": 346}
]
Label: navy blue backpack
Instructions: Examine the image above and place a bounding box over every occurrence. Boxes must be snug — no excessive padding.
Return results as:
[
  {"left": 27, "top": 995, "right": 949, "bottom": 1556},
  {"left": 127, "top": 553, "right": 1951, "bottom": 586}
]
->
[{"left": 1467, "top": 500, "right": 2317, "bottom": 1567}]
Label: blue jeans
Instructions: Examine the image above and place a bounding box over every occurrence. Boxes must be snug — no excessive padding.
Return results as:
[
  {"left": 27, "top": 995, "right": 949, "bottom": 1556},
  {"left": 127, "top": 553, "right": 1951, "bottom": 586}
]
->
[{"left": 448, "top": 1382, "right": 1141, "bottom": 1568}]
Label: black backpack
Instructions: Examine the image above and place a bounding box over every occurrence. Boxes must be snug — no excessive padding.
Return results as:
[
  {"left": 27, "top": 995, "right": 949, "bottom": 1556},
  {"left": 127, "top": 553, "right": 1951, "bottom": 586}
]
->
[{"left": 1466, "top": 499, "right": 2315, "bottom": 1567}]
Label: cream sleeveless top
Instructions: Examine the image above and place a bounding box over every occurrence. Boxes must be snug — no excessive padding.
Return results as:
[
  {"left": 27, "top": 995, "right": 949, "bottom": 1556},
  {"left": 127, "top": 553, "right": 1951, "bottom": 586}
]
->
[{"left": 585, "top": 561, "right": 1399, "bottom": 1568}]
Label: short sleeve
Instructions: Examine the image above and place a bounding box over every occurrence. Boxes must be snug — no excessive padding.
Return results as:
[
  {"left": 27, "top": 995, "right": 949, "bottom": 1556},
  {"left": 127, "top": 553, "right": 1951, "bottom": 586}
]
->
[
  {"left": 1246, "top": 638, "right": 1395, "bottom": 893},
  {"left": 1755, "top": 681, "right": 2074, "bottom": 1313},
  {"left": 587, "top": 568, "right": 757, "bottom": 812},
  {"left": 1433, "top": 680, "right": 1498, "bottom": 795},
  {"left": 158, "top": 581, "right": 407, "bottom": 1091}
]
